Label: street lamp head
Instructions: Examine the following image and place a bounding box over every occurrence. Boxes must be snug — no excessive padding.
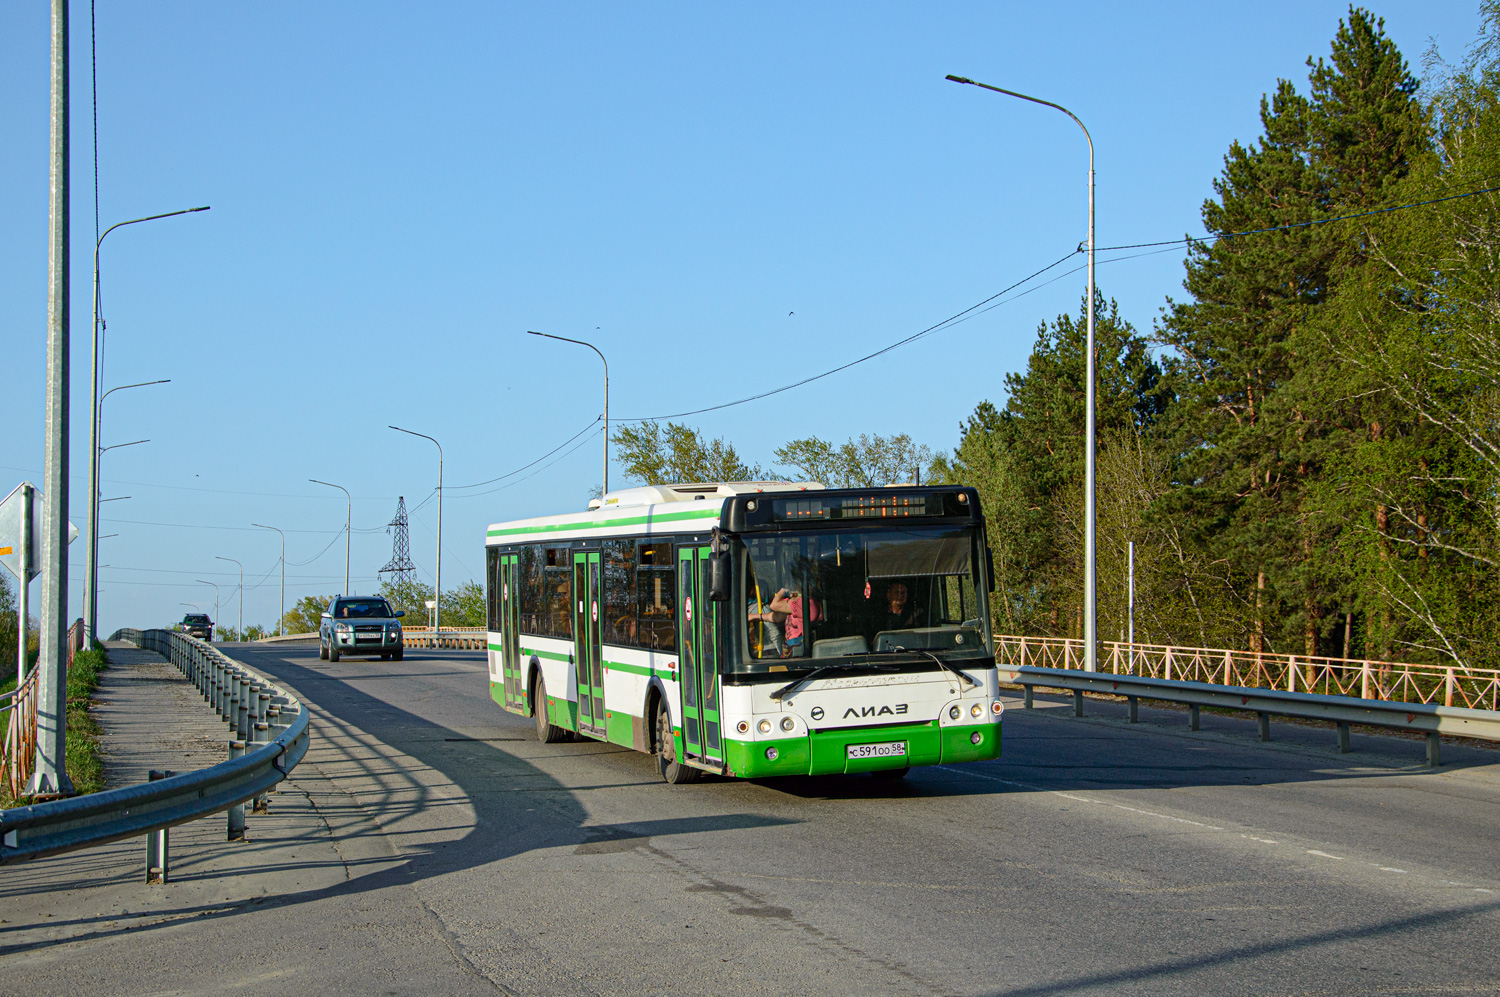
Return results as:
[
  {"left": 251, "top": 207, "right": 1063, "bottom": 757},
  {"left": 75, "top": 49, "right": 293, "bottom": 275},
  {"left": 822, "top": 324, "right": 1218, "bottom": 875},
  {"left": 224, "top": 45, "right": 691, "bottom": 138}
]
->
[
  {"left": 945, "top": 75, "right": 975, "bottom": 85},
  {"left": 189, "top": 206, "right": 211, "bottom": 213}
]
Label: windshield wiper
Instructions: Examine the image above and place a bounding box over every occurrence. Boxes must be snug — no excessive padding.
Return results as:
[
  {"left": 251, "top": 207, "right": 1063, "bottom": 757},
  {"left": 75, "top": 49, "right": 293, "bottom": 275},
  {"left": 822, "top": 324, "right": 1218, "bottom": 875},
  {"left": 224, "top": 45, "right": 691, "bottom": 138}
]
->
[
  {"left": 769, "top": 661, "right": 899, "bottom": 702},
  {"left": 914, "top": 647, "right": 979, "bottom": 692},
  {"left": 870, "top": 646, "right": 979, "bottom": 693}
]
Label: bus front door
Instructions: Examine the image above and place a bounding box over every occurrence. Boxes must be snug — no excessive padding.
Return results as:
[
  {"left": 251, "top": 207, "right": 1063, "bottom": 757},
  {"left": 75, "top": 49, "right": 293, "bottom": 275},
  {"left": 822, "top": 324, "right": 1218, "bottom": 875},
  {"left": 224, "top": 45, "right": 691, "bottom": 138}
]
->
[
  {"left": 676, "top": 546, "right": 723, "bottom": 767},
  {"left": 573, "top": 551, "right": 605, "bottom": 737},
  {"left": 499, "top": 553, "right": 522, "bottom": 711}
]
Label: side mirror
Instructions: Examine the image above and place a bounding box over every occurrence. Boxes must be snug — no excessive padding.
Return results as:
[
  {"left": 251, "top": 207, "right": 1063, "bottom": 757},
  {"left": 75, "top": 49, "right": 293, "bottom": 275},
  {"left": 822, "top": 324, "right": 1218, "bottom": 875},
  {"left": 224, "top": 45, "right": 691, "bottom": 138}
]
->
[
  {"left": 708, "top": 552, "right": 731, "bottom": 602},
  {"left": 986, "top": 546, "right": 996, "bottom": 593},
  {"left": 320, "top": 612, "right": 331, "bottom": 619},
  {"left": 394, "top": 609, "right": 406, "bottom": 618}
]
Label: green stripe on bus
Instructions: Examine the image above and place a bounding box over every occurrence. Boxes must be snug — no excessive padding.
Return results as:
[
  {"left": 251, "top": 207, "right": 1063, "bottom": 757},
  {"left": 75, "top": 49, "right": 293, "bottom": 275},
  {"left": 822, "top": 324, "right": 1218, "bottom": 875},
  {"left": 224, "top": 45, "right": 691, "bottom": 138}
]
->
[
  {"left": 487, "top": 643, "right": 502, "bottom": 651},
  {"left": 486, "top": 507, "right": 719, "bottom": 538},
  {"left": 522, "top": 647, "right": 572, "bottom": 663}
]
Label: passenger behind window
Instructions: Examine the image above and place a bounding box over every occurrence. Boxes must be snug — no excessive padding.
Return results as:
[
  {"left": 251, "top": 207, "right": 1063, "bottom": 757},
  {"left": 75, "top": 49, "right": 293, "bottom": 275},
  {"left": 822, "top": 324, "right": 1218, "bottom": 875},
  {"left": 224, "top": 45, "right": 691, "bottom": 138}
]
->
[
  {"left": 748, "top": 579, "right": 786, "bottom": 658},
  {"left": 767, "top": 588, "right": 819, "bottom": 657}
]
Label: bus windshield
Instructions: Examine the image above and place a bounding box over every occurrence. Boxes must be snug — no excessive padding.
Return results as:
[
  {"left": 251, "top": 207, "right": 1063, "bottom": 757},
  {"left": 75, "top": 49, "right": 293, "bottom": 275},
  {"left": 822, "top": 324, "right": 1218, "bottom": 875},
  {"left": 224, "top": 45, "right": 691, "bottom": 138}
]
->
[{"left": 730, "top": 525, "right": 990, "bottom": 674}]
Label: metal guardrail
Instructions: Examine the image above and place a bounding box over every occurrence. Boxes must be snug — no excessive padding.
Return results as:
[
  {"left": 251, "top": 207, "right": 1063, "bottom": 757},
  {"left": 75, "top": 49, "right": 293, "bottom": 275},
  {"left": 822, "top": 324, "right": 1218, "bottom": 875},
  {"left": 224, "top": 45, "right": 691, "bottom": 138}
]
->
[
  {"left": 0, "top": 629, "right": 309, "bottom": 874},
  {"left": 997, "top": 663, "right": 1500, "bottom": 767},
  {"left": 997, "top": 634, "right": 1500, "bottom": 711},
  {"left": 248, "top": 628, "right": 486, "bottom": 649}
]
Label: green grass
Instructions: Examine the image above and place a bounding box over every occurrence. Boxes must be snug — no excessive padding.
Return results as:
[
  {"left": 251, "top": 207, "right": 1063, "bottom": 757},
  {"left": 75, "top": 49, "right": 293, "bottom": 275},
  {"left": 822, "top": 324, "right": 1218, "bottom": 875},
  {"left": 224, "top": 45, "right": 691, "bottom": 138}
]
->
[
  {"left": 65, "top": 648, "right": 107, "bottom": 795},
  {"left": 0, "top": 647, "right": 108, "bottom": 807}
]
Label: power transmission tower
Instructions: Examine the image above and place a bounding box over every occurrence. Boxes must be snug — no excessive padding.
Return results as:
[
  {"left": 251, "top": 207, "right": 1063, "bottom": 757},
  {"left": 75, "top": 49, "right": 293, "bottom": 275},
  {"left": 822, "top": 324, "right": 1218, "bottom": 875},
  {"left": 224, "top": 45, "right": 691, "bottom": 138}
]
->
[{"left": 379, "top": 496, "right": 416, "bottom": 585}]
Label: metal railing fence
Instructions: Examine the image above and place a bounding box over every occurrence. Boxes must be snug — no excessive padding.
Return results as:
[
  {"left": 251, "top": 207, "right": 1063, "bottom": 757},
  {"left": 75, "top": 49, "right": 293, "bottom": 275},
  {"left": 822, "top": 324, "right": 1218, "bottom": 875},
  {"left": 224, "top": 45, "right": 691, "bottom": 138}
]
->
[
  {"left": 401, "top": 627, "right": 485, "bottom": 649},
  {"left": 996, "top": 634, "right": 1500, "bottom": 712},
  {"left": 0, "top": 628, "right": 309, "bottom": 872},
  {"left": 1, "top": 618, "right": 84, "bottom": 798}
]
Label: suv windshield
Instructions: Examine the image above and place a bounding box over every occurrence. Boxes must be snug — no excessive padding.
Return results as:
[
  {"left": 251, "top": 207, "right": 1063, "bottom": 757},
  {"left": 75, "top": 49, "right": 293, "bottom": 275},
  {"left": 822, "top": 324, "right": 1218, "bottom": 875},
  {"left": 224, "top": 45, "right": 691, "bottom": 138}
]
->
[
  {"left": 730, "top": 525, "right": 990, "bottom": 674},
  {"left": 333, "top": 600, "right": 395, "bottom": 619},
  {"left": 184, "top": 614, "right": 210, "bottom": 624}
]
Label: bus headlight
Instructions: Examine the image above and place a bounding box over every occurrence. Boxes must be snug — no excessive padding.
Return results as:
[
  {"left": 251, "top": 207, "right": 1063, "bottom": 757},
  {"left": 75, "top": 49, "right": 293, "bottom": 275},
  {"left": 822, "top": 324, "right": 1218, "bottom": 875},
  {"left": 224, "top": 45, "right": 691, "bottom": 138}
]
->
[
  {"left": 736, "top": 721, "right": 749, "bottom": 734},
  {"left": 970, "top": 731, "right": 983, "bottom": 745},
  {"left": 757, "top": 719, "right": 772, "bottom": 734},
  {"left": 765, "top": 746, "right": 779, "bottom": 760},
  {"left": 780, "top": 717, "right": 795, "bottom": 732},
  {"left": 992, "top": 701, "right": 1004, "bottom": 716},
  {"left": 948, "top": 706, "right": 961, "bottom": 720},
  {"left": 970, "top": 703, "right": 983, "bottom": 718}
]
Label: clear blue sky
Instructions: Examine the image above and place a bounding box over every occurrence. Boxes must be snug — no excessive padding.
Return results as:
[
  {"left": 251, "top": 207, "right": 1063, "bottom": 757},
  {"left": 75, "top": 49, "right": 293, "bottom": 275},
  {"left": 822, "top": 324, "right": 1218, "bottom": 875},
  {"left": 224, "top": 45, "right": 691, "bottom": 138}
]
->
[{"left": 0, "top": 2, "right": 1483, "bottom": 634}]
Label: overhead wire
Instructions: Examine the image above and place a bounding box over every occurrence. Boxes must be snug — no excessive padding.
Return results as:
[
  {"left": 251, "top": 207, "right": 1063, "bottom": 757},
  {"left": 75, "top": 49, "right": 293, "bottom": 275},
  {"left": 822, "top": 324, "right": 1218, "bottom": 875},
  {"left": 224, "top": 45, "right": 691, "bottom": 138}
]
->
[{"left": 616, "top": 249, "right": 1081, "bottom": 423}]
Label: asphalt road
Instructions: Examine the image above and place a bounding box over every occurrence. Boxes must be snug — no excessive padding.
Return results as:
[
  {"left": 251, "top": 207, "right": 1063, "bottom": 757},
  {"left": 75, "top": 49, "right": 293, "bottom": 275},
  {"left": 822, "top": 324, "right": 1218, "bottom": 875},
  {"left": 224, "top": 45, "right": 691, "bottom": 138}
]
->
[{"left": 11, "top": 641, "right": 1500, "bottom": 996}]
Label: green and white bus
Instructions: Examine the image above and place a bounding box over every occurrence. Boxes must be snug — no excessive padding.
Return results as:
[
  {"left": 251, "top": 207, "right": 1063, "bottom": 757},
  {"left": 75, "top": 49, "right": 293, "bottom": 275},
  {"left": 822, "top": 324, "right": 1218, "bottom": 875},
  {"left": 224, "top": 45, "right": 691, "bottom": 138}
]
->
[{"left": 484, "top": 482, "right": 1003, "bottom": 782}]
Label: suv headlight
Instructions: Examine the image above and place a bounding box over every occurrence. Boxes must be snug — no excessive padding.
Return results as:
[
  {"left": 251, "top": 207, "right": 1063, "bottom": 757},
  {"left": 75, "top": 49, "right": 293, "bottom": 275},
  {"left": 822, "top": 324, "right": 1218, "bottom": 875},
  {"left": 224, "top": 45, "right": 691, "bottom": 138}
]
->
[{"left": 334, "top": 622, "right": 352, "bottom": 633}]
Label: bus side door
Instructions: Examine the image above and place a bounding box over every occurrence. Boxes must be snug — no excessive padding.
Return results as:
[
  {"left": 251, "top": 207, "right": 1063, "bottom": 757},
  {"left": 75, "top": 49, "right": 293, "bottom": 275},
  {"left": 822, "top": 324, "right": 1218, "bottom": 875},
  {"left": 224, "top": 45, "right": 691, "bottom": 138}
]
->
[
  {"left": 676, "top": 545, "right": 723, "bottom": 767},
  {"left": 573, "top": 550, "right": 605, "bottom": 737},
  {"left": 499, "top": 553, "right": 522, "bottom": 710}
]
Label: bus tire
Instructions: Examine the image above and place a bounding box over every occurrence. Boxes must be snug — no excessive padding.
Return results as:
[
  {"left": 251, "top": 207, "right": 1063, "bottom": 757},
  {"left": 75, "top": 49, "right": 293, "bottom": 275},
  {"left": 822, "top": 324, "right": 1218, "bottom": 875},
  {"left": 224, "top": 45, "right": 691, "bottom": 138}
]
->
[
  {"left": 656, "top": 706, "right": 699, "bottom": 785},
  {"left": 871, "top": 766, "right": 910, "bottom": 780},
  {"left": 534, "top": 674, "right": 566, "bottom": 744}
]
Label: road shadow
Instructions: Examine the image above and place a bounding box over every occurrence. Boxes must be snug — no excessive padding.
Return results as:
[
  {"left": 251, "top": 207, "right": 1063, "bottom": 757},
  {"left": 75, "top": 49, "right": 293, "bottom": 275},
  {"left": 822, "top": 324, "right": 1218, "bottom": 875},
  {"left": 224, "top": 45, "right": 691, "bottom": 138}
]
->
[{"left": 0, "top": 644, "right": 796, "bottom": 957}]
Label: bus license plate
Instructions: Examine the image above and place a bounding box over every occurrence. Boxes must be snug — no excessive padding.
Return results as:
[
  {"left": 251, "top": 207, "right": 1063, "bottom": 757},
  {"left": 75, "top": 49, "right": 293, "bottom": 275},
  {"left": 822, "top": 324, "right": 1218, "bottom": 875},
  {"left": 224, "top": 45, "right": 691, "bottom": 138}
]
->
[{"left": 847, "top": 741, "right": 906, "bottom": 760}]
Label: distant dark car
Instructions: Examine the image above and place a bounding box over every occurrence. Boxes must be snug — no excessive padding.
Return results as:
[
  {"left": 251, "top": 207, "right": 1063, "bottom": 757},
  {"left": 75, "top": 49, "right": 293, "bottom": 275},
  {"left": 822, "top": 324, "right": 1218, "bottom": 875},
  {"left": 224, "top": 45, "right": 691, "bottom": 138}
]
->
[
  {"left": 319, "top": 596, "right": 404, "bottom": 662},
  {"left": 180, "top": 613, "right": 213, "bottom": 640}
]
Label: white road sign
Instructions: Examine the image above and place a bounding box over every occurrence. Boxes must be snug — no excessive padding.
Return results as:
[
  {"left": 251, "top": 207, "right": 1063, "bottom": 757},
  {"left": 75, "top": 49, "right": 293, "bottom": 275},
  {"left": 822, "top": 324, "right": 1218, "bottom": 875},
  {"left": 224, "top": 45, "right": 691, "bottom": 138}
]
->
[{"left": 0, "top": 481, "right": 79, "bottom": 582}]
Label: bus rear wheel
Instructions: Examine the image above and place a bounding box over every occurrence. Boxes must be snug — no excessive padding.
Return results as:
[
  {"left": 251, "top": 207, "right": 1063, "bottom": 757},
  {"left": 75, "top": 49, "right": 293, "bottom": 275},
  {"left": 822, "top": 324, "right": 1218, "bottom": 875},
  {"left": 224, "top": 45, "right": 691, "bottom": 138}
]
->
[
  {"left": 656, "top": 707, "right": 699, "bottom": 785},
  {"left": 534, "top": 675, "right": 566, "bottom": 743}
]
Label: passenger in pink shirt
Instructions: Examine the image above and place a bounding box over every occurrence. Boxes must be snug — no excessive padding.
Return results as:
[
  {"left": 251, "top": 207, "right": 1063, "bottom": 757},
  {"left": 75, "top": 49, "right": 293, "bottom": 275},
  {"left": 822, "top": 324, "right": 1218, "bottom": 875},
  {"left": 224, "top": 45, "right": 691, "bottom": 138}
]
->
[{"left": 767, "top": 588, "right": 819, "bottom": 656}]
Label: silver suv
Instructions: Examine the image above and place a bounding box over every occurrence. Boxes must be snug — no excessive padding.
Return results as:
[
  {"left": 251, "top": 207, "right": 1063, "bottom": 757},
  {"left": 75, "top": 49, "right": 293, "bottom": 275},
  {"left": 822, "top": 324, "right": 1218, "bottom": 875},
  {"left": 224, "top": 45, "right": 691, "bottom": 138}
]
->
[{"left": 319, "top": 596, "right": 405, "bottom": 662}]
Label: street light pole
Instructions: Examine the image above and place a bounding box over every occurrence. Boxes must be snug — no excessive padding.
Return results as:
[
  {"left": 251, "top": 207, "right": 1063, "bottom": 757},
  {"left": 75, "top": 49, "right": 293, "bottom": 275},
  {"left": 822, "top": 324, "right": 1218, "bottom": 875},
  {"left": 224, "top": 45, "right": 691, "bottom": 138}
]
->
[
  {"left": 84, "top": 378, "right": 168, "bottom": 641},
  {"left": 87, "top": 206, "right": 207, "bottom": 648},
  {"left": 527, "top": 331, "right": 609, "bottom": 497},
  {"left": 945, "top": 74, "right": 1098, "bottom": 673},
  {"left": 252, "top": 524, "right": 286, "bottom": 637},
  {"left": 389, "top": 427, "right": 442, "bottom": 629},
  {"left": 194, "top": 579, "right": 220, "bottom": 637},
  {"left": 215, "top": 555, "right": 243, "bottom": 639},
  {"left": 309, "top": 479, "right": 351, "bottom": 596}
]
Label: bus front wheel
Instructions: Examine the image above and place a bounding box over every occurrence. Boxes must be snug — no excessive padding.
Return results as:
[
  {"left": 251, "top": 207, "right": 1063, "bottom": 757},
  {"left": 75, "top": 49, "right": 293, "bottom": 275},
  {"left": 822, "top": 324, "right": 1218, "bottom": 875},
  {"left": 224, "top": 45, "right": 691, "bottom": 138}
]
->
[{"left": 656, "top": 707, "right": 699, "bottom": 785}]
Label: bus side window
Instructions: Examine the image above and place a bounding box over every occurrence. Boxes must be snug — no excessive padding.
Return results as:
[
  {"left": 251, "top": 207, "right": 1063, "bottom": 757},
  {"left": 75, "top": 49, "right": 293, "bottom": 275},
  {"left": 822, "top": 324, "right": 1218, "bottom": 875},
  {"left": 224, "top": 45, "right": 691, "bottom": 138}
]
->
[
  {"left": 602, "top": 539, "right": 638, "bottom": 646},
  {"left": 544, "top": 547, "right": 573, "bottom": 639},
  {"left": 636, "top": 541, "right": 676, "bottom": 652},
  {"left": 519, "top": 544, "right": 543, "bottom": 635}
]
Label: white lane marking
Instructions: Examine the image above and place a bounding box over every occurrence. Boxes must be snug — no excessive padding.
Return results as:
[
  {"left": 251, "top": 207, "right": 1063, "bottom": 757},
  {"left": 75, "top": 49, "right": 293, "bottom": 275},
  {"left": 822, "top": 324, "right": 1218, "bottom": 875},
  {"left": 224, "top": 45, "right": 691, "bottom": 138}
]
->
[
  {"left": 1380, "top": 867, "right": 1408, "bottom": 873},
  {"left": 938, "top": 766, "right": 1223, "bottom": 830},
  {"left": 1244, "top": 835, "right": 1280, "bottom": 844},
  {"left": 1306, "top": 850, "right": 1345, "bottom": 860}
]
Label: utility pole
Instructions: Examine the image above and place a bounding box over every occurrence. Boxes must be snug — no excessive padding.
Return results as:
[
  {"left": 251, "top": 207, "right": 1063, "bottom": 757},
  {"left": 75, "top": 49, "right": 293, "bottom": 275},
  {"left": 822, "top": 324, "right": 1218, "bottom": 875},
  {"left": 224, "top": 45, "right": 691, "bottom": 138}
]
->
[{"left": 32, "top": 0, "right": 74, "bottom": 796}]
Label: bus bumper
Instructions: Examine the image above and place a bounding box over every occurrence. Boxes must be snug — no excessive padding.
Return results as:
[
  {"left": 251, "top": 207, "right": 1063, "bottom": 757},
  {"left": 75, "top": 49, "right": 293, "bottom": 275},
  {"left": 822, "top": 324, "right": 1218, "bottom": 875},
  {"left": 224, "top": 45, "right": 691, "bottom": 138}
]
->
[{"left": 723, "top": 719, "right": 1001, "bottom": 778}]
